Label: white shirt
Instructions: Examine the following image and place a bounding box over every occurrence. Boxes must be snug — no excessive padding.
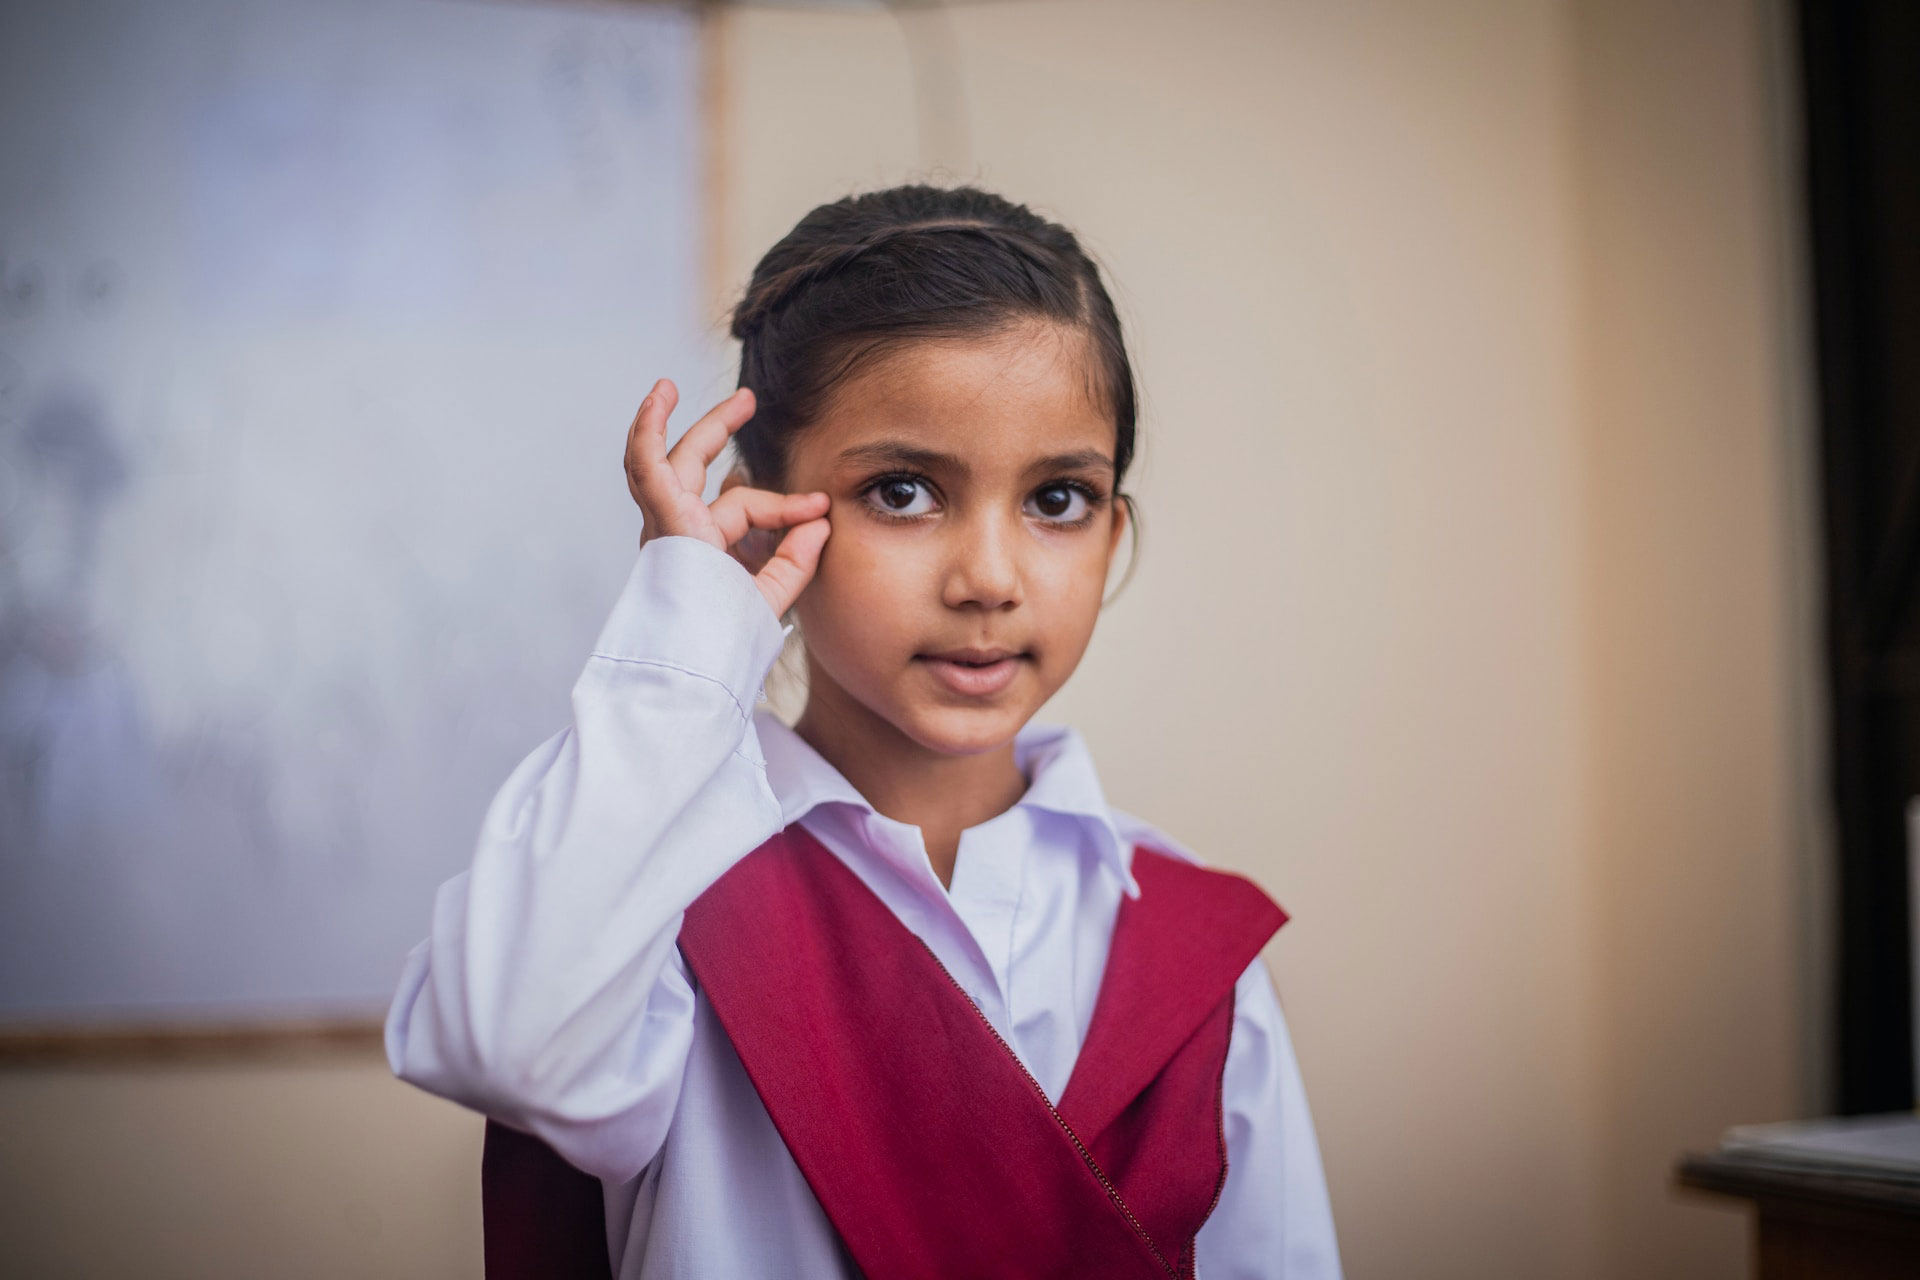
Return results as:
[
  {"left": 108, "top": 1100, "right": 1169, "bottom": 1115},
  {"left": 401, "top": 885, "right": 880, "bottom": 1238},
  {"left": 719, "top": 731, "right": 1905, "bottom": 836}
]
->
[{"left": 386, "top": 534, "right": 1342, "bottom": 1279}]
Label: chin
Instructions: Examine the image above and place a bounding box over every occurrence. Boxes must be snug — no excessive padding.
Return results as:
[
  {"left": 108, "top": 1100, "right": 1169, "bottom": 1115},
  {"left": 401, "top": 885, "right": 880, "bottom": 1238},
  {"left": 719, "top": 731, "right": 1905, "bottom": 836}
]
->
[{"left": 896, "top": 701, "right": 1033, "bottom": 757}]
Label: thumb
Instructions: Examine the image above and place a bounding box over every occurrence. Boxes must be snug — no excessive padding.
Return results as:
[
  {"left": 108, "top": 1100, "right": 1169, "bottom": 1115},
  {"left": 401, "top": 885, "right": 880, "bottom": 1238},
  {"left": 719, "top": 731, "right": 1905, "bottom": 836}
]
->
[{"left": 754, "top": 516, "right": 830, "bottom": 617}]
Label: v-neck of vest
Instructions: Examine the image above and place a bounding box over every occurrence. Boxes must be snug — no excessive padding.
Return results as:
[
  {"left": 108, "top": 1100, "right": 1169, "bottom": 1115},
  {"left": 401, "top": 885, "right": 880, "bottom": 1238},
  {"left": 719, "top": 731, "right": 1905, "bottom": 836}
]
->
[{"left": 679, "top": 820, "right": 1286, "bottom": 1280}]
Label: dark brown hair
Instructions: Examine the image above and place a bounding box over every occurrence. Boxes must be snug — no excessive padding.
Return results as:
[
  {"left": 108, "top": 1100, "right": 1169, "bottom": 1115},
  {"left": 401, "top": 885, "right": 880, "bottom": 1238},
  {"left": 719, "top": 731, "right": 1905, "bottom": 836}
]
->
[{"left": 728, "top": 185, "right": 1139, "bottom": 499}]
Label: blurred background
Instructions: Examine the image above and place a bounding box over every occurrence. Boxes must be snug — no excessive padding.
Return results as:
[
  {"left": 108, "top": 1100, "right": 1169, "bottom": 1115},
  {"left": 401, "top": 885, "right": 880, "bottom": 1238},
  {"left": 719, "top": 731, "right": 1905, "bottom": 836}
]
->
[{"left": 1, "top": 0, "right": 1915, "bottom": 1276}]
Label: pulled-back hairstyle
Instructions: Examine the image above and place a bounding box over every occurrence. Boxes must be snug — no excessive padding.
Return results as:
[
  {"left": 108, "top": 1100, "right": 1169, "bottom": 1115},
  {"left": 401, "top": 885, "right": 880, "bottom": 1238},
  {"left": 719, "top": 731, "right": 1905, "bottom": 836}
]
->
[{"left": 729, "top": 185, "right": 1139, "bottom": 496}]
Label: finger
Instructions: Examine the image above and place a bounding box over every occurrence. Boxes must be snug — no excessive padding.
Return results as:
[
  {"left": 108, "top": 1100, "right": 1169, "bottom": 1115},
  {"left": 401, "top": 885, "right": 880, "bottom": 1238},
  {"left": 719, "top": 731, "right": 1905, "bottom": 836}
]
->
[
  {"left": 625, "top": 378, "right": 678, "bottom": 465},
  {"left": 624, "top": 379, "right": 678, "bottom": 498},
  {"left": 665, "top": 387, "right": 756, "bottom": 496},
  {"left": 625, "top": 380, "right": 684, "bottom": 530},
  {"left": 708, "top": 487, "right": 830, "bottom": 548},
  {"left": 755, "top": 515, "right": 831, "bottom": 617}
]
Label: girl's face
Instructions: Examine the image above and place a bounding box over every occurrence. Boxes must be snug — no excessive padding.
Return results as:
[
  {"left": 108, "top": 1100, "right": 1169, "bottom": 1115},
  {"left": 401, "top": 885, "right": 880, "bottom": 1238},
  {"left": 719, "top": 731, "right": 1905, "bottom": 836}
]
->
[{"left": 778, "top": 320, "right": 1128, "bottom": 758}]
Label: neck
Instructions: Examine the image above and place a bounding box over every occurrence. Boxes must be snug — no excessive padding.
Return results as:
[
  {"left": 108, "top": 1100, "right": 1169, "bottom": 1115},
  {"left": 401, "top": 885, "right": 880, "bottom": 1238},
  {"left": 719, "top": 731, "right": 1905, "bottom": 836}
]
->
[{"left": 793, "top": 672, "right": 1028, "bottom": 890}]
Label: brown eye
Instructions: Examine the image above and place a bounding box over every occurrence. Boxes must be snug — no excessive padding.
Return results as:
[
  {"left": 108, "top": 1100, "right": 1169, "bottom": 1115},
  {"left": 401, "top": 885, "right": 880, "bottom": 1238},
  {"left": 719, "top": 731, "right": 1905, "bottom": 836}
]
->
[
  {"left": 1025, "top": 484, "right": 1090, "bottom": 523},
  {"left": 861, "top": 475, "right": 937, "bottom": 517}
]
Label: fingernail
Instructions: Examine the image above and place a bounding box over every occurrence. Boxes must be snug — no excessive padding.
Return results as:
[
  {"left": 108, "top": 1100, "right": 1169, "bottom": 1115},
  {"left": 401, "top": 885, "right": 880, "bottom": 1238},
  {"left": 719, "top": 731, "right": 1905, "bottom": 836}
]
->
[{"left": 640, "top": 395, "right": 653, "bottom": 411}]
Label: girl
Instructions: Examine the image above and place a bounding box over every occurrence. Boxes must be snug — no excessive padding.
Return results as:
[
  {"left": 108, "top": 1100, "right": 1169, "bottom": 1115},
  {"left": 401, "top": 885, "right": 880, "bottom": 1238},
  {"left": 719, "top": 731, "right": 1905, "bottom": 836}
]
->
[{"left": 386, "top": 185, "right": 1341, "bottom": 1279}]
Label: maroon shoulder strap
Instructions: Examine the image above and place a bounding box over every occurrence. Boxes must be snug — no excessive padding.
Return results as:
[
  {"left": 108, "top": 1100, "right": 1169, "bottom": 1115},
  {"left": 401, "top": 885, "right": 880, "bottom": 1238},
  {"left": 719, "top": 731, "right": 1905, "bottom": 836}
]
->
[
  {"left": 1060, "top": 848, "right": 1288, "bottom": 1276},
  {"left": 1061, "top": 847, "right": 1288, "bottom": 1139},
  {"left": 480, "top": 1118, "right": 611, "bottom": 1280},
  {"left": 678, "top": 824, "right": 1286, "bottom": 1280}
]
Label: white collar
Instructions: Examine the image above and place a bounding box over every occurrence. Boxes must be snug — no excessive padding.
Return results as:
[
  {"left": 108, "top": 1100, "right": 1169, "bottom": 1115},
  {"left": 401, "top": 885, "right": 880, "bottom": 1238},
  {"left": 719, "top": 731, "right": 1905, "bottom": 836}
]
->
[{"left": 752, "top": 708, "right": 1142, "bottom": 898}]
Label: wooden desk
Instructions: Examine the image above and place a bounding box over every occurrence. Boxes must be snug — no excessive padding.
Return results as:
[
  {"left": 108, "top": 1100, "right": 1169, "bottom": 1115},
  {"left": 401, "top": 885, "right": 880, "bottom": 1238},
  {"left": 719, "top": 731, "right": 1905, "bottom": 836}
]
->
[{"left": 1676, "top": 1150, "right": 1920, "bottom": 1279}]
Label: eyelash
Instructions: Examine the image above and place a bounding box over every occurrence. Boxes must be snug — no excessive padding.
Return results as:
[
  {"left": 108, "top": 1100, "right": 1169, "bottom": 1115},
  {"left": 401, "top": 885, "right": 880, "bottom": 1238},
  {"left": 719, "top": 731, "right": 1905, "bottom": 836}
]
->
[
  {"left": 1029, "top": 479, "right": 1105, "bottom": 528},
  {"left": 856, "top": 473, "right": 937, "bottom": 523},
  {"left": 856, "top": 472, "right": 1107, "bottom": 529}
]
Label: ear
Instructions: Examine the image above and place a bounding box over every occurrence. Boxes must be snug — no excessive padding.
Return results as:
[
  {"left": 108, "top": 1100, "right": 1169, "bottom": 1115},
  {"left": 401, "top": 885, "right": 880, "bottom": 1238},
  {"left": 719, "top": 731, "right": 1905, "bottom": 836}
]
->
[
  {"left": 1100, "top": 493, "right": 1135, "bottom": 607},
  {"left": 1107, "top": 492, "right": 1131, "bottom": 560},
  {"left": 719, "top": 467, "right": 752, "bottom": 496}
]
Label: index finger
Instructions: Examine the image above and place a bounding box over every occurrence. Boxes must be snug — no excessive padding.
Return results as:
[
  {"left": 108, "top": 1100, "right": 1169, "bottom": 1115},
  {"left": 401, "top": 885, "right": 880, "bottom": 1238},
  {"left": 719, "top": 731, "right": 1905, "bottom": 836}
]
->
[
  {"left": 665, "top": 387, "right": 756, "bottom": 495},
  {"left": 709, "top": 486, "right": 830, "bottom": 549}
]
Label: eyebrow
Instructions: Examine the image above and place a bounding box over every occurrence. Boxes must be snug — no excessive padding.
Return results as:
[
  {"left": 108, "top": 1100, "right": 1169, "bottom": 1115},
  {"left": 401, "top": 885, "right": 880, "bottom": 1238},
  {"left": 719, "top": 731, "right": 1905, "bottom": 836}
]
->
[
  {"left": 1033, "top": 447, "right": 1117, "bottom": 476},
  {"left": 835, "top": 441, "right": 1116, "bottom": 477},
  {"left": 837, "top": 442, "right": 957, "bottom": 473}
]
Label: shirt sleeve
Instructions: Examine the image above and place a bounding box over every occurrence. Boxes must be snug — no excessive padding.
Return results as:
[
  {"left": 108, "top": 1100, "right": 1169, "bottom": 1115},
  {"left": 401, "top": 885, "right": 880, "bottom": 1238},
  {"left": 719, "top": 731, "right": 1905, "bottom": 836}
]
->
[
  {"left": 384, "top": 535, "right": 789, "bottom": 1183},
  {"left": 1193, "top": 959, "right": 1344, "bottom": 1279}
]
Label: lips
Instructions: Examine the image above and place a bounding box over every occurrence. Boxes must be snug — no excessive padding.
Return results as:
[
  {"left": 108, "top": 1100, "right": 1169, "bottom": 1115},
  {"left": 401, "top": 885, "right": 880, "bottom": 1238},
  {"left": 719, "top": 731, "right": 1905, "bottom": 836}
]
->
[{"left": 916, "top": 647, "right": 1029, "bottom": 697}]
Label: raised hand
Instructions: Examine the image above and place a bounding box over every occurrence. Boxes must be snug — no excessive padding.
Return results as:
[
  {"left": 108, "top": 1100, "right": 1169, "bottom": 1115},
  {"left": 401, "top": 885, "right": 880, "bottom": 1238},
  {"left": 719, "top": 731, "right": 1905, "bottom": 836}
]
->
[{"left": 624, "top": 379, "right": 830, "bottom": 618}]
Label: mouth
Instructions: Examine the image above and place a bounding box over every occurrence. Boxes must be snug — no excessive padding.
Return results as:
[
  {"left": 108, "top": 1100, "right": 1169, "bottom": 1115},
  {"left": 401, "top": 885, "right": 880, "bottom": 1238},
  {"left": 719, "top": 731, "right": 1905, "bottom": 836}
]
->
[{"left": 915, "top": 647, "right": 1030, "bottom": 697}]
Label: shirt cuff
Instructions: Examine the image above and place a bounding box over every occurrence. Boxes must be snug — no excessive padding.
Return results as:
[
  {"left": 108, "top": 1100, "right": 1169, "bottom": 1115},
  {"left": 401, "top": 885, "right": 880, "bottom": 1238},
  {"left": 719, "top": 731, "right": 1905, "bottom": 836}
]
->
[{"left": 591, "top": 535, "right": 788, "bottom": 709}]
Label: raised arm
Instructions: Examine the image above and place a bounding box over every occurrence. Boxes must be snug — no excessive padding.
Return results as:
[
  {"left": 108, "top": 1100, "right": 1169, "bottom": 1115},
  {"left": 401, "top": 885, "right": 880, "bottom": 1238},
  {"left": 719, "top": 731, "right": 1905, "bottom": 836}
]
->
[{"left": 385, "top": 381, "right": 830, "bottom": 1183}]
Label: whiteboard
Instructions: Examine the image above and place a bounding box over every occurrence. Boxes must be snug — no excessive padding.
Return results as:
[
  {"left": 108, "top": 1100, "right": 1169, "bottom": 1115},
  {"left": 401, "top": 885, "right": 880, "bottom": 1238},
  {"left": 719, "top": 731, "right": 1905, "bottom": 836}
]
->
[{"left": 0, "top": 0, "right": 718, "bottom": 1025}]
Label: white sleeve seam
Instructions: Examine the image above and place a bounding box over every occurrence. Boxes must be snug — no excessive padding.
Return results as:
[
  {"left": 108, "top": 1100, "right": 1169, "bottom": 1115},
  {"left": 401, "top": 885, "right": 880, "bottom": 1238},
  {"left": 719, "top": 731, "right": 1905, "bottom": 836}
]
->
[{"left": 587, "top": 652, "right": 758, "bottom": 723}]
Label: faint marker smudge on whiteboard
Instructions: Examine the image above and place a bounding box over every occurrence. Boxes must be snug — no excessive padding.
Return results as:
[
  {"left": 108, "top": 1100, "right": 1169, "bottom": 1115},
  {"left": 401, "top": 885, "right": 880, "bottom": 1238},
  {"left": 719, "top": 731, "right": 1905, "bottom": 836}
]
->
[{"left": 0, "top": 0, "right": 718, "bottom": 1023}]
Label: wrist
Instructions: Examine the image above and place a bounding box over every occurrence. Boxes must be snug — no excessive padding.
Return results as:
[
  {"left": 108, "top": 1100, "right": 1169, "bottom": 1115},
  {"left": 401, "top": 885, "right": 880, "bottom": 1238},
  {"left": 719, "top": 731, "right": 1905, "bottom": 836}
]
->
[{"left": 593, "top": 536, "right": 787, "bottom": 705}]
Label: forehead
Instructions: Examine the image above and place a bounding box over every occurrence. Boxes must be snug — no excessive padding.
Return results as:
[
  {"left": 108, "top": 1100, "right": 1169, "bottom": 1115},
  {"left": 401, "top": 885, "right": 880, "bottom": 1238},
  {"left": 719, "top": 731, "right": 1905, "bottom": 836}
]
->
[{"left": 797, "top": 323, "right": 1117, "bottom": 470}]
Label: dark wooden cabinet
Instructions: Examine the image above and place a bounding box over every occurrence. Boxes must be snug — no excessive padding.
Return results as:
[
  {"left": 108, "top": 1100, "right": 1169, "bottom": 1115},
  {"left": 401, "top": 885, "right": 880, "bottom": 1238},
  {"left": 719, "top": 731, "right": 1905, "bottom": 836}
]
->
[{"left": 1677, "top": 1151, "right": 1920, "bottom": 1278}]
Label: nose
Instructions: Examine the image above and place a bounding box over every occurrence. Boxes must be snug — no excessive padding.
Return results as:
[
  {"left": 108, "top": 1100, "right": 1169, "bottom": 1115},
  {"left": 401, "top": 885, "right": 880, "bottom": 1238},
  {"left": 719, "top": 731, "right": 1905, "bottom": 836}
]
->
[{"left": 940, "top": 508, "right": 1023, "bottom": 611}]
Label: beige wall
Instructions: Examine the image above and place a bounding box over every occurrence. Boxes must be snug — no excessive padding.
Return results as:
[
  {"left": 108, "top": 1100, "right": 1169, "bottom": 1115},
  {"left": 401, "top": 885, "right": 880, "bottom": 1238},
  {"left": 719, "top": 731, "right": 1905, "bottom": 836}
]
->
[
  {"left": 0, "top": 2, "right": 1815, "bottom": 1276},
  {"left": 1573, "top": 0, "right": 1817, "bottom": 1274},
  {"left": 0, "top": 1054, "right": 483, "bottom": 1278}
]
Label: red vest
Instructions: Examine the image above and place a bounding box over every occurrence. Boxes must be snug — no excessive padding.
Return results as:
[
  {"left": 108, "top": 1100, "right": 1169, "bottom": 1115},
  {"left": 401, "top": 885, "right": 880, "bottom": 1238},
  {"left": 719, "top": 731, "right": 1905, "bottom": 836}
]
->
[{"left": 483, "top": 823, "right": 1285, "bottom": 1278}]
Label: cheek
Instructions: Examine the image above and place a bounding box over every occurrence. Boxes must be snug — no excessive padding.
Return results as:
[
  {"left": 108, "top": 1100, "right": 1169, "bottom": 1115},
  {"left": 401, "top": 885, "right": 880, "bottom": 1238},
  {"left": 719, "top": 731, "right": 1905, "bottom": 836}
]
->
[
  {"left": 1034, "top": 536, "right": 1112, "bottom": 621},
  {"left": 793, "top": 524, "right": 932, "bottom": 659}
]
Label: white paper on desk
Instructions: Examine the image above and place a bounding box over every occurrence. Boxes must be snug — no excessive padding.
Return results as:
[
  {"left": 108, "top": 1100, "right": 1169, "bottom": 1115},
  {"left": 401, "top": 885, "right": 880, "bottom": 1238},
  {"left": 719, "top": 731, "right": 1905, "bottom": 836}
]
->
[{"left": 1723, "top": 1113, "right": 1920, "bottom": 1181}]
